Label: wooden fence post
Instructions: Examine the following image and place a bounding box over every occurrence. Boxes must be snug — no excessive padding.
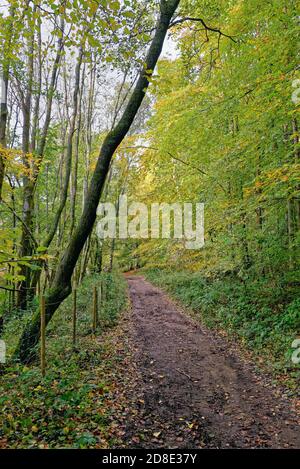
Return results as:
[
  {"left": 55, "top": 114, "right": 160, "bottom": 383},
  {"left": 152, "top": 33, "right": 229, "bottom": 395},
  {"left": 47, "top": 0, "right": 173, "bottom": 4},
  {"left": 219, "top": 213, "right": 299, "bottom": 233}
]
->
[
  {"left": 93, "top": 286, "right": 98, "bottom": 333},
  {"left": 40, "top": 295, "right": 46, "bottom": 377},
  {"left": 73, "top": 288, "right": 77, "bottom": 347},
  {"left": 102, "top": 277, "right": 106, "bottom": 304},
  {"left": 98, "top": 281, "right": 102, "bottom": 319},
  {"left": 37, "top": 275, "right": 41, "bottom": 297}
]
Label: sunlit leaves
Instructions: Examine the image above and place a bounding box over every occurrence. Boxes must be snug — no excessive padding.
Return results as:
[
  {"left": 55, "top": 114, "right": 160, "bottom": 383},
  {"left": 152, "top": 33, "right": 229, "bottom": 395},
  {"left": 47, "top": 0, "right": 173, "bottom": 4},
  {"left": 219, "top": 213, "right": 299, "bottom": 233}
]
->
[{"left": 119, "top": 0, "right": 300, "bottom": 276}]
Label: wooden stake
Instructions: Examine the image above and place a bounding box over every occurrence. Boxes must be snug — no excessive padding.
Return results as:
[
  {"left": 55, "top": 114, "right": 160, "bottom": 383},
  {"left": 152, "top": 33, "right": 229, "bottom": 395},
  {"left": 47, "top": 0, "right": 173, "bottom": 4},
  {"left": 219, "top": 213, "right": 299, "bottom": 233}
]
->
[
  {"left": 40, "top": 295, "right": 46, "bottom": 377},
  {"left": 102, "top": 277, "right": 106, "bottom": 303},
  {"left": 37, "top": 275, "right": 41, "bottom": 297},
  {"left": 93, "top": 286, "right": 98, "bottom": 333},
  {"left": 98, "top": 282, "right": 102, "bottom": 328},
  {"left": 99, "top": 281, "right": 102, "bottom": 307},
  {"left": 73, "top": 288, "right": 77, "bottom": 347}
]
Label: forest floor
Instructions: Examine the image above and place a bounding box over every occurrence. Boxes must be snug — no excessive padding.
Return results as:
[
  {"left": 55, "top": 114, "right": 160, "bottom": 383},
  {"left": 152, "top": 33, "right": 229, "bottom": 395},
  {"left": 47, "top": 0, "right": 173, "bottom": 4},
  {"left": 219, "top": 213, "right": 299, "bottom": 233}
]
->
[{"left": 110, "top": 275, "right": 300, "bottom": 449}]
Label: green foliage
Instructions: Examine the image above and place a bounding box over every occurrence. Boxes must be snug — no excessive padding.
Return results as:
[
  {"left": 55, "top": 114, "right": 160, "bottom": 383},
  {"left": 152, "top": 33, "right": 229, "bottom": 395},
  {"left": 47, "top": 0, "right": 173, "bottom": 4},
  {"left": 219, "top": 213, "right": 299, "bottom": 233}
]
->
[
  {"left": 0, "top": 272, "right": 127, "bottom": 448},
  {"left": 117, "top": 0, "right": 300, "bottom": 281}
]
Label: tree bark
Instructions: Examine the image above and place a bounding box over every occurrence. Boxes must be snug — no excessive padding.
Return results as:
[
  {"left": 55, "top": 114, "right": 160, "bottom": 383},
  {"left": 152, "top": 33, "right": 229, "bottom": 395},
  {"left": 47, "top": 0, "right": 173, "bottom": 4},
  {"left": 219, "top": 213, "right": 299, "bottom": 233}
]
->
[
  {"left": 14, "top": 0, "right": 181, "bottom": 362},
  {"left": 0, "top": 65, "right": 8, "bottom": 200},
  {"left": 292, "top": 118, "right": 300, "bottom": 230},
  {"left": 70, "top": 63, "right": 85, "bottom": 235},
  {"left": 0, "top": 5, "right": 16, "bottom": 200}
]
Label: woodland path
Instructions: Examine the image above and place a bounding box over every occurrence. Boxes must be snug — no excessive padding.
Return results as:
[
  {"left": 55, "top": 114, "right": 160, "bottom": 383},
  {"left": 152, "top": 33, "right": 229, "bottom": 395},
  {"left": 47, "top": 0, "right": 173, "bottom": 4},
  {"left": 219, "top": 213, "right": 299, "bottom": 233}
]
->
[{"left": 122, "top": 275, "right": 300, "bottom": 449}]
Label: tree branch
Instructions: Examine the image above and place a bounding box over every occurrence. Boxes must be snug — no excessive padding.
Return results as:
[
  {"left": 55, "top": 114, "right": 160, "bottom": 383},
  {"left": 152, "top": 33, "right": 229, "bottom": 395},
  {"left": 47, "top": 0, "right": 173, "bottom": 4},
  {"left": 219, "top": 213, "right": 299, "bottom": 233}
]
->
[
  {"left": 125, "top": 145, "right": 207, "bottom": 175},
  {"left": 169, "top": 16, "right": 237, "bottom": 43},
  {"left": 125, "top": 145, "right": 227, "bottom": 193}
]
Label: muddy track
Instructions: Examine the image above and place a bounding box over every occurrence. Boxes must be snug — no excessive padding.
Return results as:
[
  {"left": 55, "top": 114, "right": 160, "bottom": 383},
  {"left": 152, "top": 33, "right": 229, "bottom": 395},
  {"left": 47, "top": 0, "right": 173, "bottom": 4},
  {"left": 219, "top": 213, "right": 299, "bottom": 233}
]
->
[{"left": 124, "top": 276, "right": 299, "bottom": 449}]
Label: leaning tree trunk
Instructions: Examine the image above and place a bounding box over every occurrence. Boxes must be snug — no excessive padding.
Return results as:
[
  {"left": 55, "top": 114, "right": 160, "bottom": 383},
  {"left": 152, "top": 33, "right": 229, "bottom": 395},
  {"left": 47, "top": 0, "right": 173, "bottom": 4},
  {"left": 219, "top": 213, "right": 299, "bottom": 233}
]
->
[{"left": 14, "top": 0, "right": 181, "bottom": 363}]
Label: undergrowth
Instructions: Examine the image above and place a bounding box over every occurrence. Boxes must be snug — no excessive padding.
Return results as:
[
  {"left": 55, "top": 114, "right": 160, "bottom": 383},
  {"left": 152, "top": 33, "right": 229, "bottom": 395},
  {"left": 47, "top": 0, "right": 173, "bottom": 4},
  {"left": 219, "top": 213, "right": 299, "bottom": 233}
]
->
[{"left": 0, "top": 272, "right": 127, "bottom": 448}]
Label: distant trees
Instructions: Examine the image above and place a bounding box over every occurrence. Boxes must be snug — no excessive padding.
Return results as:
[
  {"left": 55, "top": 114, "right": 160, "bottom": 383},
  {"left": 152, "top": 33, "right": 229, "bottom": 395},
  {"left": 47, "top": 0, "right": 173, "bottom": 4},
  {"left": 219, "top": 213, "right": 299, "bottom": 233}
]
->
[
  {"left": 11, "top": 0, "right": 181, "bottom": 362},
  {"left": 1, "top": 0, "right": 156, "bottom": 308},
  {"left": 0, "top": 3, "right": 154, "bottom": 277}
]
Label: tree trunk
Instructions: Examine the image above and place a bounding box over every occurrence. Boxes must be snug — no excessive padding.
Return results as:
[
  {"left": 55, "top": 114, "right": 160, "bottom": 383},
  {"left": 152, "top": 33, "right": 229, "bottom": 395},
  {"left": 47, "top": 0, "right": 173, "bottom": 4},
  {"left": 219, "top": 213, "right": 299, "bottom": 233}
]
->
[
  {"left": 0, "top": 4, "right": 16, "bottom": 200},
  {"left": 14, "top": 0, "right": 181, "bottom": 362},
  {"left": 109, "top": 177, "right": 127, "bottom": 271},
  {"left": 70, "top": 64, "right": 84, "bottom": 235},
  {"left": 79, "top": 235, "right": 92, "bottom": 283},
  {"left": 17, "top": 15, "right": 35, "bottom": 309},
  {"left": 292, "top": 118, "right": 300, "bottom": 230},
  {"left": 0, "top": 65, "right": 8, "bottom": 200},
  {"left": 43, "top": 48, "right": 83, "bottom": 248}
]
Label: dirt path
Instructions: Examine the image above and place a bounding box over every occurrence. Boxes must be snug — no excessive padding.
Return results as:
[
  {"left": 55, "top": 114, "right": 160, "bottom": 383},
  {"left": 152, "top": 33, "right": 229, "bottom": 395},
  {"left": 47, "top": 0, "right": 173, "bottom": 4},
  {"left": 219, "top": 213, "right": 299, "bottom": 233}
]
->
[{"left": 123, "top": 275, "right": 299, "bottom": 449}]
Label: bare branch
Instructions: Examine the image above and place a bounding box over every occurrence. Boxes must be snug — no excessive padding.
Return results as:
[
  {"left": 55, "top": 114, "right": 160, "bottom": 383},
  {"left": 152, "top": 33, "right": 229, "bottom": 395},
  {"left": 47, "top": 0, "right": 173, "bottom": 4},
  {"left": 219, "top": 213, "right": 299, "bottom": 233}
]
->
[
  {"left": 125, "top": 144, "right": 208, "bottom": 175},
  {"left": 169, "top": 16, "right": 237, "bottom": 43},
  {"left": 125, "top": 145, "right": 227, "bottom": 193}
]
